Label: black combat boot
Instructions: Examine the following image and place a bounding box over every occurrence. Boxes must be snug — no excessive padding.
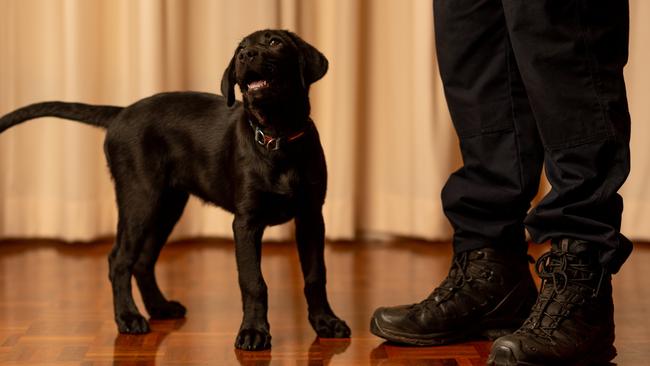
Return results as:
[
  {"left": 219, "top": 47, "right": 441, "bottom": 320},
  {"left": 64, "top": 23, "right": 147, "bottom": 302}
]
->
[
  {"left": 370, "top": 247, "right": 537, "bottom": 345},
  {"left": 487, "top": 239, "right": 617, "bottom": 366}
]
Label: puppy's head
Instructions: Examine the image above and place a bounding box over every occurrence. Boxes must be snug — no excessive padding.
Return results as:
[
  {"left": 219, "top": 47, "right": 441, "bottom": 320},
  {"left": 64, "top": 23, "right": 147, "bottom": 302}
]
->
[{"left": 220, "top": 30, "right": 328, "bottom": 110}]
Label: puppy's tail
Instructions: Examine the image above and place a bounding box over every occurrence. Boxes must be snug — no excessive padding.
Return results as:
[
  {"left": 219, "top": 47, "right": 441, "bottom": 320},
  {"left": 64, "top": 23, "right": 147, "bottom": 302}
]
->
[{"left": 0, "top": 102, "right": 123, "bottom": 133}]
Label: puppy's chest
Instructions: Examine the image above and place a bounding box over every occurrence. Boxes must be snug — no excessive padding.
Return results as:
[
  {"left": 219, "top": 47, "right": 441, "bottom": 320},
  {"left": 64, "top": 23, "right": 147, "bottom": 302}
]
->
[{"left": 257, "top": 170, "right": 303, "bottom": 225}]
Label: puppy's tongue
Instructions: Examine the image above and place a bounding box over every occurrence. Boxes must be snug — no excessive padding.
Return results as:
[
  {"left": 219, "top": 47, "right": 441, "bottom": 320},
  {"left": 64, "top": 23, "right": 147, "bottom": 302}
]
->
[{"left": 248, "top": 80, "right": 268, "bottom": 91}]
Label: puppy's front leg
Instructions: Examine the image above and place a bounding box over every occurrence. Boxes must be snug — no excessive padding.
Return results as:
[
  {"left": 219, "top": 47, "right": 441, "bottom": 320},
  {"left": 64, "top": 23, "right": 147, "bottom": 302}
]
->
[
  {"left": 232, "top": 215, "right": 271, "bottom": 350},
  {"left": 295, "top": 208, "right": 351, "bottom": 338}
]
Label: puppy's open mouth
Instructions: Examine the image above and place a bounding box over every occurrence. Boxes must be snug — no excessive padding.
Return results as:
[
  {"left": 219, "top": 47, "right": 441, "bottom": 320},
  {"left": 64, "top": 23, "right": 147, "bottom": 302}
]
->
[{"left": 247, "top": 80, "right": 270, "bottom": 92}]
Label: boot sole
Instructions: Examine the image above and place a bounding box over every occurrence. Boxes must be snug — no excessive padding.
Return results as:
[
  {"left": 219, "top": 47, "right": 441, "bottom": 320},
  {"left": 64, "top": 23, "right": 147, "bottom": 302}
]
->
[
  {"left": 486, "top": 344, "right": 617, "bottom": 366},
  {"left": 370, "top": 316, "right": 520, "bottom": 346}
]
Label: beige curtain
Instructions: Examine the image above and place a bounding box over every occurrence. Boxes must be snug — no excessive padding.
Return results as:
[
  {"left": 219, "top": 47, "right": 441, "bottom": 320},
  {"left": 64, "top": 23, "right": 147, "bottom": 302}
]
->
[{"left": 0, "top": 0, "right": 648, "bottom": 242}]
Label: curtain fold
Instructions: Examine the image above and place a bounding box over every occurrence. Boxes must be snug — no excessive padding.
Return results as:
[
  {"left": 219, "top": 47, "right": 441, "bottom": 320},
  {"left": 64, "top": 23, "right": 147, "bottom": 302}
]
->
[{"left": 0, "top": 0, "right": 648, "bottom": 242}]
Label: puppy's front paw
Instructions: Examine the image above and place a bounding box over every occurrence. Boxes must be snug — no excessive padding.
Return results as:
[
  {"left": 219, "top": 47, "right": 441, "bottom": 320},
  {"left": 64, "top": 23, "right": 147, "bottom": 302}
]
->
[
  {"left": 116, "top": 312, "right": 150, "bottom": 334},
  {"left": 235, "top": 328, "right": 272, "bottom": 350},
  {"left": 148, "top": 300, "right": 187, "bottom": 319},
  {"left": 309, "top": 313, "right": 351, "bottom": 338}
]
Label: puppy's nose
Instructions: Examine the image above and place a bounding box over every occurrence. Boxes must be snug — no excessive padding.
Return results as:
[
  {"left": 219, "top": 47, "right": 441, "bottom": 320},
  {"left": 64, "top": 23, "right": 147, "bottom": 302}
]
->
[{"left": 239, "top": 48, "right": 259, "bottom": 62}]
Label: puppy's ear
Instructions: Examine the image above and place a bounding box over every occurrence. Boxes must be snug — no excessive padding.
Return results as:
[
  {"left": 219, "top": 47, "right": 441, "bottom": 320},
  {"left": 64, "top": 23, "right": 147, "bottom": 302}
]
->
[
  {"left": 284, "top": 31, "right": 328, "bottom": 88},
  {"left": 220, "top": 50, "right": 237, "bottom": 107}
]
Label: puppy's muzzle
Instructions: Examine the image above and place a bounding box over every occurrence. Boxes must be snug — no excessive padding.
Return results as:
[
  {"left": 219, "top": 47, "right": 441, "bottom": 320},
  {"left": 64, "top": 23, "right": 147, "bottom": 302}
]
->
[{"left": 239, "top": 48, "right": 259, "bottom": 63}]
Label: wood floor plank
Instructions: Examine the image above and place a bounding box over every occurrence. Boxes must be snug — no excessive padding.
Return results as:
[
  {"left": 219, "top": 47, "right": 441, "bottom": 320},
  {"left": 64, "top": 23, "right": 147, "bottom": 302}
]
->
[{"left": 0, "top": 239, "right": 647, "bottom": 365}]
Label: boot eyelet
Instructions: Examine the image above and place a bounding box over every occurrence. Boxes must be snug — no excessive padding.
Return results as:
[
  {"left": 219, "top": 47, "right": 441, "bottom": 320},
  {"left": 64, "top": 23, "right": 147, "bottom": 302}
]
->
[{"left": 487, "top": 271, "right": 495, "bottom": 281}]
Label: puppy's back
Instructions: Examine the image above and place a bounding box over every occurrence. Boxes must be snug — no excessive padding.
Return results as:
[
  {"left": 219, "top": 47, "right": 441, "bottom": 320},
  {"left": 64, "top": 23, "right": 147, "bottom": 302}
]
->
[{"left": 103, "top": 91, "right": 242, "bottom": 208}]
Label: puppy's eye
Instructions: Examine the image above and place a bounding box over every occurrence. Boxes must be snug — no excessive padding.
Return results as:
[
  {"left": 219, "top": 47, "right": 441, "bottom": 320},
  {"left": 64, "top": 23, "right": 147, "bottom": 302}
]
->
[{"left": 269, "top": 38, "right": 282, "bottom": 47}]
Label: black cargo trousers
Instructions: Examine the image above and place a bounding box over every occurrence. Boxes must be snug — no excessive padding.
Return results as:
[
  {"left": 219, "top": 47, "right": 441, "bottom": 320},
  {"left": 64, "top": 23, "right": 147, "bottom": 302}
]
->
[{"left": 435, "top": 0, "right": 632, "bottom": 273}]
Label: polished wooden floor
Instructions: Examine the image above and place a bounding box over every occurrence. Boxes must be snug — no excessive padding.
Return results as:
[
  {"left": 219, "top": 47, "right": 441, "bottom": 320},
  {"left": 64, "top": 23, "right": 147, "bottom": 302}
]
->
[{"left": 0, "top": 238, "right": 648, "bottom": 365}]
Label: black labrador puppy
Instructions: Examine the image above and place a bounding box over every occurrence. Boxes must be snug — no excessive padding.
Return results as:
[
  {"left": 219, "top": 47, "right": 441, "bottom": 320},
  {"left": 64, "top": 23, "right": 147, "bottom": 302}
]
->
[{"left": 0, "top": 29, "right": 350, "bottom": 350}]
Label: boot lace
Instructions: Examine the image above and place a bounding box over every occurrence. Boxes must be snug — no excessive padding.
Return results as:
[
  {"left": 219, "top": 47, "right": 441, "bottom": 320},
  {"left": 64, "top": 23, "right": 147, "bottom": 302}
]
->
[
  {"left": 419, "top": 251, "right": 489, "bottom": 306},
  {"left": 518, "top": 248, "right": 606, "bottom": 343}
]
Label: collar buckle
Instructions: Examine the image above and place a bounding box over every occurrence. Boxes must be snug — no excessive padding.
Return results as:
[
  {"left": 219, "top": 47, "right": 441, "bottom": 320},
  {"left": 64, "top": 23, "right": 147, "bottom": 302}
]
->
[{"left": 254, "top": 127, "right": 281, "bottom": 151}]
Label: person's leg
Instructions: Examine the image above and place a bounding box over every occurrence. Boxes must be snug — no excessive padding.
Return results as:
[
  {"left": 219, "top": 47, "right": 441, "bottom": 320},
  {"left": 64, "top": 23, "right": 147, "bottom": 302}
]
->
[
  {"left": 370, "top": 0, "right": 540, "bottom": 345},
  {"left": 438, "top": 1, "right": 545, "bottom": 257},
  {"left": 489, "top": 1, "right": 631, "bottom": 364},
  {"left": 507, "top": 0, "right": 632, "bottom": 271}
]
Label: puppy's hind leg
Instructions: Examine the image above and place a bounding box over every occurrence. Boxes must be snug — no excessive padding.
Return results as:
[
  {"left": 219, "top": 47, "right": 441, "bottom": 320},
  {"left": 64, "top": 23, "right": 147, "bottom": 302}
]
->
[
  {"left": 133, "top": 188, "right": 189, "bottom": 320},
  {"left": 295, "top": 208, "right": 351, "bottom": 338},
  {"left": 109, "top": 184, "right": 164, "bottom": 334}
]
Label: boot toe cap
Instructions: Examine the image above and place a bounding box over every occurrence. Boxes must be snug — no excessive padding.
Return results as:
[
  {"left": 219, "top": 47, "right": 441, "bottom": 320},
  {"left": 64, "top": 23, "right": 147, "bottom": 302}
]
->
[
  {"left": 488, "top": 334, "right": 550, "bottom": 366},
  {"left": 488, "top": 336, "right": 522, "bottom": 365},
  {"left": 370, "top": 305, "right": 425, "bottom": 341}
]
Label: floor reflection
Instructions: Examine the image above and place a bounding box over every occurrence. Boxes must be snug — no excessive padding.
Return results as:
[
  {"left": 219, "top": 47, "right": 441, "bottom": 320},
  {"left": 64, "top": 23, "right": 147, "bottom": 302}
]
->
[
  {"left": 112, "top": 318, "right": 185, "bottom": 365},
  {"left": 370, "top": 340, "right": 490, "bottom": 366},
  {"left": 309, "top": 337, "right": 351, "bottom": 365},
  {"left": 234, "top": 348, "right": 272, "bottom": 366}
]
